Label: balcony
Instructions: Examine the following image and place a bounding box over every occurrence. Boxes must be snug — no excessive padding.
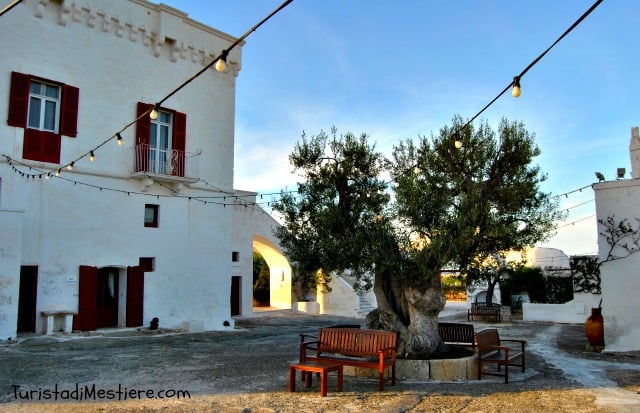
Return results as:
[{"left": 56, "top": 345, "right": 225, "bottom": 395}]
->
[{"left": 131, "top": 144, "right": 199, "bottom": 184}]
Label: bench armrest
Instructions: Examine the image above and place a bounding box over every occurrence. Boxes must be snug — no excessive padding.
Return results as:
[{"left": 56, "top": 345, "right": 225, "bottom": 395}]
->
[
  {"left": 299, "top": 333, "right": 318, "bottom": 344},
  {"left": 377, "top": 346, "right": 397, "bottom": 361},
  {"left": 480, "top": 344, "right": 511, "bottom": 355},
  {"left": 500, "top": 339, "right": 526, "bottom": 351},
  {"left": 299, "top": 340, "right": 320, "bottom": 362}
]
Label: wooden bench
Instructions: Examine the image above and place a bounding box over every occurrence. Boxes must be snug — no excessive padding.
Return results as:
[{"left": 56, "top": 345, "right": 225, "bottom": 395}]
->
[
  {"left": 438, "top": 322, "right": 475, "bottom": 348},
  {"left": 300, "top": 327, "right": 397, "bottom": 391},
  {"left": 468, "top": 302, "right": 501, "bottom": 322},
  {"left": 475, "top": 328, "right": 526, "bottom": 383}
]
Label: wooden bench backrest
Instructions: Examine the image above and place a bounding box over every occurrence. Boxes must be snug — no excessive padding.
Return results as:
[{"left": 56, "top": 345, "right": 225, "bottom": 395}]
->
[
  {"left": 475, "top": 328, "right": 500, "bottom": 355},
  {"left": 438, "top": 322, "right": 474, "bottom": 345},
  {"left": 318, "top": 328, "right": 397, "bottom": 356}
]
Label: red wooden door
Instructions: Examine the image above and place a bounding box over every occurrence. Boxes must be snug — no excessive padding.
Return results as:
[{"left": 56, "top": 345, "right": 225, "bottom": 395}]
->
[
  {"left": 74, "top": 265, "right": 98, "bottom": 331},
  {"left": 126, "top": 266, "right": 144, "bottom": 327}
]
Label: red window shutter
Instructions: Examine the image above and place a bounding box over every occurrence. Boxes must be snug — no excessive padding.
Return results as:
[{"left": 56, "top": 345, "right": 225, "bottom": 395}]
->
[
  {"left": 74, "top": 265, "right": 98, "bottom": 332},
  {"left": 22, "top": 129, "right": 61, "bottom": 164},
  {"left": 60, "top": 84, "right": 79, "bottom": 137},
  {"left": 126, "top": 266, "right": 144, "bottom": 327},
  {"left": 135, "top": 102, "right": 153, "bottom": 172},
  {"left": 7, "top": 71, "right": 29, "bottom": 127},
  {"left": 172, "top": 111, "right": 186, "bottom": 176}
]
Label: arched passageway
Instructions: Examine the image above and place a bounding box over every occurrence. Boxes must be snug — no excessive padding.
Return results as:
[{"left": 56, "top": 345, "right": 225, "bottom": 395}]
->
[{"left": 253, "top": 235, "right": 292, "bottom": 309}]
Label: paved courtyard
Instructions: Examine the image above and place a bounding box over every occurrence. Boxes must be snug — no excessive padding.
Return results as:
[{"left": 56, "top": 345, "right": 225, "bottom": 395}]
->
[{"left": 1, "top": 303, "right": 639, "bottom": 412}]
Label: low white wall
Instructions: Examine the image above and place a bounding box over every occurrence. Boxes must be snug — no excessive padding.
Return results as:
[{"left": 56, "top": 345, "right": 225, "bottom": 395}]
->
[
  {"left": 522, "top": 293, "right": 601, "bottom": 324},
  {"left": 318, "top": 277, "right": 359, "bottom": 318}
]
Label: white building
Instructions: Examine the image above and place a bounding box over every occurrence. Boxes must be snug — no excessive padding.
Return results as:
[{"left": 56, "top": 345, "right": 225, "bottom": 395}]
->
[
  {"left": 592, "top": 126, "right": 640, "bottom": 352},
  {"left": 0, "top": 0, "right": 291, "bottom": 340}
]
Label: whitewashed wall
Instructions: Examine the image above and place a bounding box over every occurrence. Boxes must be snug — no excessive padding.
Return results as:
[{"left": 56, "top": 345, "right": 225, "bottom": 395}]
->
[
  {"left": 523, "top": 293, "right": 601, "bottom": 324},
  {"left": 0, "top": 0, "right": 244, "bottom": 338},
  {"left": 593, "top": 178, "right": 640, "bottom": 352}
]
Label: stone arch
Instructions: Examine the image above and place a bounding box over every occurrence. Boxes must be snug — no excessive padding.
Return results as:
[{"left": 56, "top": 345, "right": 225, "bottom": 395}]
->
[{"left": 253, "top": 234, "right": 292, "bottom": 310}]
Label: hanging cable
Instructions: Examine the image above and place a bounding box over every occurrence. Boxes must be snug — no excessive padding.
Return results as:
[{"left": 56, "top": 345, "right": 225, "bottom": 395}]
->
[{"left": 0, "top": 0, "right": 23, "bottom": 17}]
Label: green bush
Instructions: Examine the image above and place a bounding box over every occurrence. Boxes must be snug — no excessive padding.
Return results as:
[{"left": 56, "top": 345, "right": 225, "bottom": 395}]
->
[
  {"left": 500, "top": 266, "right": 573, "bottom": 305},
  {"left": 253, "top": 252, "right": 270, "bottom": 305}
]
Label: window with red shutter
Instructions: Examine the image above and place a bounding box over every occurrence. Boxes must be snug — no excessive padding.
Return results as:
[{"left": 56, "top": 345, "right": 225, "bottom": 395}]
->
[
  {"left": 60, "top": 84, "right": 79, "bottom": 137},
  {"left": 135, "top": 102, "right": 187, "bottom": 177},
  {"left": 7, "top": 72, "right": 79, "bottom": 163},
  {"left": 8, "top": 72, "right": 29, "bottom": 127},
  {"left": 172, "top": 111, "right": 186, "bottom": 176},
  {"left": 135, "top": 102, "right": 153, "bottom": 172}
]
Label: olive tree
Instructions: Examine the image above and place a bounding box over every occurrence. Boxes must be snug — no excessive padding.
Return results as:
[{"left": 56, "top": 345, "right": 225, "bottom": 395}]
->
[{"left": 273, "top": 117, "right": 562, "bottom": 358}]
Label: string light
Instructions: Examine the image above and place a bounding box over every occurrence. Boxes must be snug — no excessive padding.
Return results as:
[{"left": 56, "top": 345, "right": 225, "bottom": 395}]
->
[
  {"left": 149, "top": 106, "right": 159, "bottom": 120},
  {"left": 511, "top": 76, "right": 521, "bottom": 98},
  {"left": 4, "top": 0, "right": 601, "bottom": 227},
  {"left": 215, "top": 50, "right": 228, "bottom": 72},
  {"left": 67, "top": 162, "right": 74, "bottom": 171},
  {"left": 89, "top": 151, "right": 95, "bottom": 162},
  {"left": 440, "top": 0, "right": 602, "bottom": 151}
]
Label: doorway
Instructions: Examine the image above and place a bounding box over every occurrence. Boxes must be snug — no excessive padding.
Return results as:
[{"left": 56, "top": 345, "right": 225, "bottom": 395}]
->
[
  {"left": 230, "top": 276, "right": 241, "bottom": 316},
  {"left": 17, "top": 266, "right": 38, "bottom": 333},
  {"left": 74, "top": 265, "right": 144, "bottom": 331},
  {"left": 96, "top": 267, "right": 119, "bottom": 328}
]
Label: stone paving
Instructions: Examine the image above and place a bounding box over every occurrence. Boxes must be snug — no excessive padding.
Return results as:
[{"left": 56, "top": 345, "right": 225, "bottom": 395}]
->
[{"left": 0, "top": 303, "right": 639, "bottom": 412}]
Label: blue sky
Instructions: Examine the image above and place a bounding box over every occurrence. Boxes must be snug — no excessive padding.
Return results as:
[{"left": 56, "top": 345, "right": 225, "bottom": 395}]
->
[{"left": 164, "top": 0, "right": 638, "bottom": 256}]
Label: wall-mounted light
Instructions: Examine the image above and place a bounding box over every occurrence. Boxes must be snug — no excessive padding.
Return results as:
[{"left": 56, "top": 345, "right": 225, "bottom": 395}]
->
[
  {"left": 595, "top": 172, "right": 605, "bottom": 182},
  {"left": 511, "top": 76, "right": 521, "bottom": 98},
  {"left": 617, "top": 167, "right": 626, "bottom": 179}
]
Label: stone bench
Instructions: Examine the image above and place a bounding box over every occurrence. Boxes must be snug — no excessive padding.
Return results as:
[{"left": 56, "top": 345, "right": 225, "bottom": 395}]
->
[{"left": 41, "top": 311, "right": 76, "bottom": 334}]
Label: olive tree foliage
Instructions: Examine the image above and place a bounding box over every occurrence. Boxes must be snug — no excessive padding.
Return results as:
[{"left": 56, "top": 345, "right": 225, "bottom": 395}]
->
[
  {"left": 272, "top": 127, "right": 393, "bottom": 300},
  {"left": 273, "top": 117, "right": 562, "bottom": 358},
  {"left": 390, "top": 116, "right": 564, "bottom": 306}
]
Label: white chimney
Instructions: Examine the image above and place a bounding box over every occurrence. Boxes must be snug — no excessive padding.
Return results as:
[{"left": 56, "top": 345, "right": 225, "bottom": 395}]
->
[{"left": 631, "top": 127, "right": 640, "bottom": 179}]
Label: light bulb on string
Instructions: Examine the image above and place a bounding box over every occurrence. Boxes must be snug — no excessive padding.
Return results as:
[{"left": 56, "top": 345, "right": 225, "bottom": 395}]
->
[
  {"left": 511, "top": 76, "right": 521, "bottom": 98},
  {"left": 116, "top": 133, "right": 124, "bottom": 146},
  {"left": 149, "top": 106, "right": 159, "bottom": 120},
  {"left": 67, "top": 162, "right": 74, "bottom": 171},
  {"left": 215, "top": 50, "right": 228, "bottom": 72},
  {"left": 454, "top": 134, "right": 463, "bottom": 149},
  {"left": 55, "top": 169, "right": 61, "bottom": 176},
  {"left": 90, "top": 151, "right": 95, "bottom": 162}
]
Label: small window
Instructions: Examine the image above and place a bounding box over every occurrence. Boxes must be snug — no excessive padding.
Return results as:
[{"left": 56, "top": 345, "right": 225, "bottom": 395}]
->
[
  {"left": 28, "top": 80, "right": 61, "bottom": 133},
  {"left": 144, "top": 204, "right": 159, "bottom": 228},
  {"left": 139, "top": 257, "right": 155, "bottom": 272},
  {"left": 232, "top": 251, "right": 240, "bottom": 262}
]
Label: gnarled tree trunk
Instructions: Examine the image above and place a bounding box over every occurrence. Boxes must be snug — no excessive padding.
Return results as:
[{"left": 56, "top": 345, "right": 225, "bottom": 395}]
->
[{"left": 367, "top": 269, "right": 446, "bottom": 358}]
